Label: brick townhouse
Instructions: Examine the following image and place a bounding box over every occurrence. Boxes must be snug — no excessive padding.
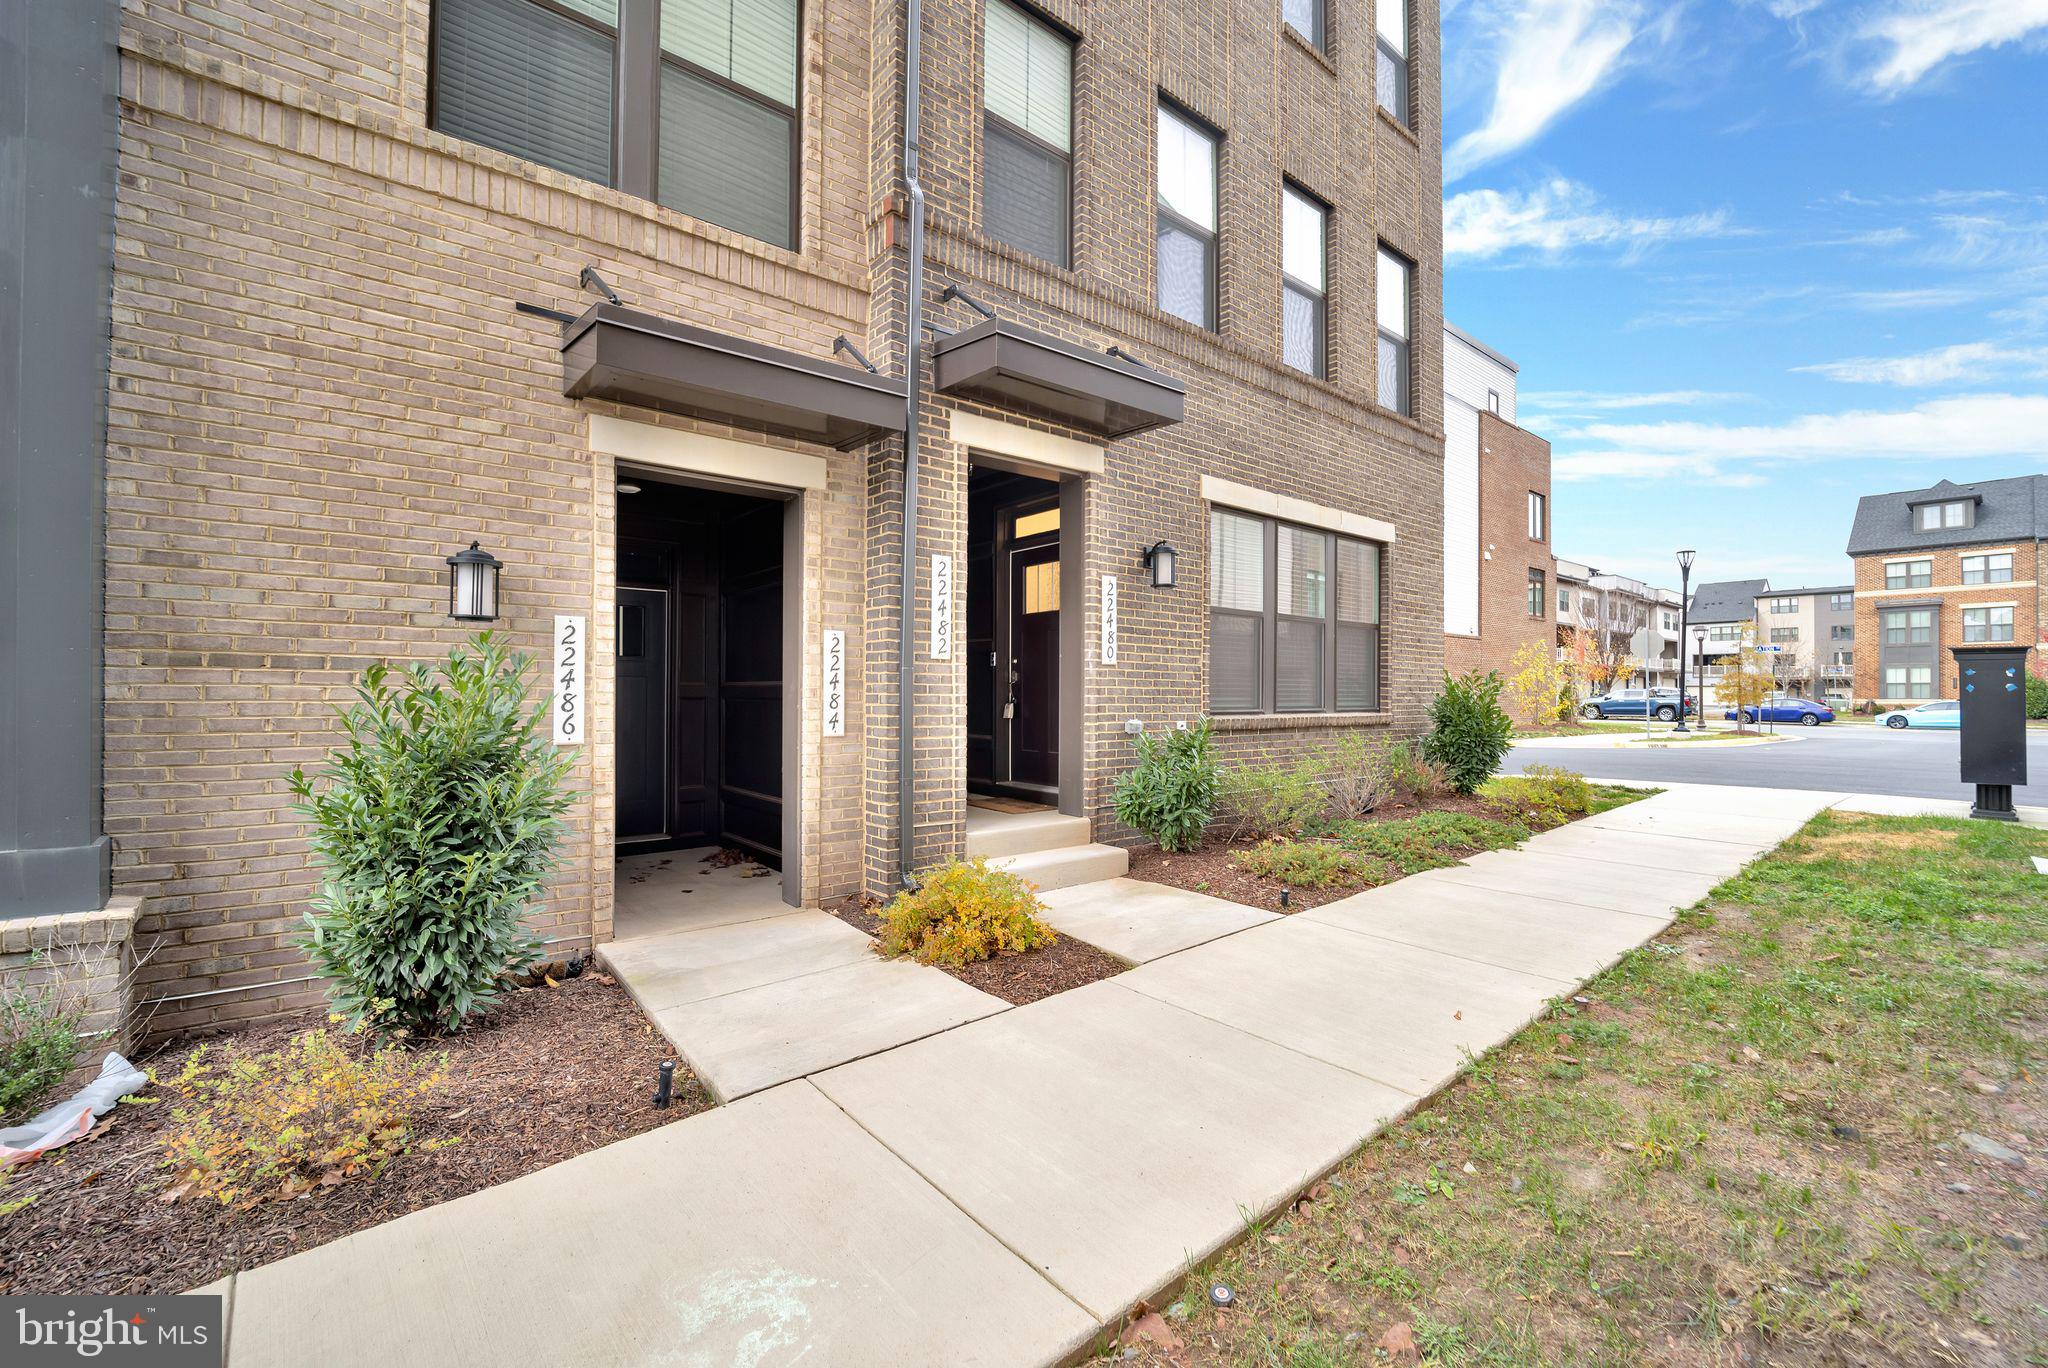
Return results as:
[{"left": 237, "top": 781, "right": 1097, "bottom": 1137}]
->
[
  {"left": 1847, "top": 477, "right": 2045, "bottom": 703},
  {"left": 3, "top": 0, "right": 1447, "bottom": 1039},
  {"left": 1440, "top": 323, "right": 1553, "bottom": 683}
]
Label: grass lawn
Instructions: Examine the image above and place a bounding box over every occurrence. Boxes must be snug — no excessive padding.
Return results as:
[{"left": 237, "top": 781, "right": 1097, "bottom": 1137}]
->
[
  {"left": 1512, "top": 720, "right": 1652, "bottom": 739},
  {"left": 1129, "top": 813, "right": 2047, "bottom": 1366}
]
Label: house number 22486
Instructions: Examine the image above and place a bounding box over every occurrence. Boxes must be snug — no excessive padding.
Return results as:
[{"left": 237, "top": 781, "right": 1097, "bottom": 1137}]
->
[{"left": 554, "top": 615, "right": 586, "bottom": 746}]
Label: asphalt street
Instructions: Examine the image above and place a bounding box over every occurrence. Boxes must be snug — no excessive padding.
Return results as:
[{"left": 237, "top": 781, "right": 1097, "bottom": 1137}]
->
[{"left": 1508, "top": 723, "right": 2048, "bottom": 807}]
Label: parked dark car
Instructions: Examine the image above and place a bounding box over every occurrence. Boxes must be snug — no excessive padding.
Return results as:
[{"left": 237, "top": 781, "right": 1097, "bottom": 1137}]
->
[
  {"left": 1580, "top": 688, "right": 1696, "bottom": 722},
  {"left": 1724, "top": 694, "right": 1835, "bottom": 726}
]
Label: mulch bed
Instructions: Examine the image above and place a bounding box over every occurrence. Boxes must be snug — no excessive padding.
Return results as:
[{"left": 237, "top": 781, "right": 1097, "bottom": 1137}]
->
[
  {"left": 828, "top": 897, "right": 1126, "bottom": 1005},
  {"left": 1, "top": 974, "right": 710, "bottom": 1296},
  {"left": 1130, "top": 790, "right": 1563, "bottom": 914}
]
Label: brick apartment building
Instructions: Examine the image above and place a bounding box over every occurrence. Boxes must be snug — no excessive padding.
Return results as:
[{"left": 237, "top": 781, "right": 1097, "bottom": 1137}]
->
[
  {"left": 1441, "top": 323, "right": 1553, "bottom": 682},
  {"left": 1848, "top": 477, "right": 2044, "bottom": 703},
  {"left": 4, "top": 0, "right": 1447, "bottom": 1038}
]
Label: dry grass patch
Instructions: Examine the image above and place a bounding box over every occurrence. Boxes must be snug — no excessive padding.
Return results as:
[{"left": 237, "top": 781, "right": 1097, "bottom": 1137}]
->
[{"left": 1124, "top": 812, "right": 2048, "bottom": 1367}]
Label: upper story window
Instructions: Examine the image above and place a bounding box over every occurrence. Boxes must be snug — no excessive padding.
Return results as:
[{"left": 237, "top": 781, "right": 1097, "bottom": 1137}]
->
[
  {"left": 1885, "top": 559, "right": 1933, "bottom": 590},
  {"left": 1526, "top": 491, "right": 1545, "bottom": 541},
  {"left": 1209, "top": 509, "right": 1381, "bottom": 714},
  {"left": 1962, "top": 552, "right": 2014, "bottom": 585},
  {"left": 1526, "top": 569, "right": 1545, "bottom": 618},
  {"left": 429, "top": 0, "right": 801, "bottom": 249},
  {"left": 1376, "top": 246, "right": 1413, "bottom": 415},
  {"left": 983, "top": 0, "right": 1073, "bottom": 267},
  {"left": 431, "top": 0, "right": 620, "bottom": 187},
  {"left": 1770, "top": 626, "right": 1799, "bottom": 643},
  {"left": 1963, "top": 605, "right": 2015, "bottom": 643},
  {"left": 1486, "top": 388, "right": 1500, "bottom": 414},
  {"left": 1557, "top": 587, "right": 1569, "bottom": 614},
  {"left": 659, "top": 0, "right": 800, "bottom": 248},
  {"left": 1281, "top": 184, "right": 1328, "bottom": 378},
  {"left": 1830, "top": 623, "right": 1853, "bottom": 640},
  {"left": 1767, "top": 597, "right": 1797, "bottom": 614},
  {"left": 1829, "top": 592, "right": 1853, "bottom": 611},
  {"left": 1375, "top": 0, "right": 1410, "bottom": 125},
  {"left": 1283, "top": 0, "right": 1323, "bottom": 49},
  {"left": 1914, "top": 499, "right": 1974, "bottom": 531},
  {"left": 1157, "top": 101, "right": 1218, "bottom": 330}
]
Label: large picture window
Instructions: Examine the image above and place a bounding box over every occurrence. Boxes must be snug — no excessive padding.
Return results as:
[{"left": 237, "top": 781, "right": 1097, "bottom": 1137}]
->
[
  {"left": 1157, "top": 101, "right": 1218, "bottom": 329},
  {"left": 1963, "top": 605, "right": 2015, "bottom": 642},
  {"left": 1281, "top": 184, "right": 1327, "bottom": 377},
  {"left": 984, "top": 0, "right": 1073, "bottom": 266},
  {"left": 431, "top": 0, "right": 619, "bottom": 186},
  {"left": 1962, "top": 552, "right": 2014, "bottom": 584},
  {"left": 1209, "top": 509, "right": 1381, "bottom": 714},
  {"left": 1376, "top": 245, "right": 1412, "bottom": 415},
  {"left": 658, "top": 0, "right": 800, "bottom": 249}
]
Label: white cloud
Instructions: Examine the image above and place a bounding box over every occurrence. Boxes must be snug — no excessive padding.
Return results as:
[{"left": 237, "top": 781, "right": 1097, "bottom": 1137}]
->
[
  {"left": 1446, "top": 0, "right": 1647, "bottom": 180},
  {"left": 1794, "top": 342, "right": 2048, "bottom": 386},
  {"left": 1445, "top": 178, "right": 1735, "bottom": 261},
  {"left": 1523, "top": 389, "right": 1744, "bottom": 412},
  {"left": 1856, "top": 0, "right": 2048, "bottom": 94},
  {"left": 1553, "top": 392, "right": 2048, "bottom": 481}
]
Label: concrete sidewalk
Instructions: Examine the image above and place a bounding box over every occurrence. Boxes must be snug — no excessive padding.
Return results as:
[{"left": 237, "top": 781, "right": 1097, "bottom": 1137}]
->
[{"left": 200, "top": 786, "right": 1837, "bottom": 1367}]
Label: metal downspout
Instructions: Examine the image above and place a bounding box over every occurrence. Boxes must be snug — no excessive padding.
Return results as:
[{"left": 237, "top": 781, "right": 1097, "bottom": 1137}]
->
[{"left": 898, "top": 0, "right": 926, "bottom": 886}]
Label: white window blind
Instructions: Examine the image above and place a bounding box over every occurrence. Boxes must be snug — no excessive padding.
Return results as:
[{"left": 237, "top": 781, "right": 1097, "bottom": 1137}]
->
[
  {"left": 985, "top": 0, "right": 1071, "bottom": 150},
  {"left": 662, "top": 0, "right": 799, "bottom": 104}
]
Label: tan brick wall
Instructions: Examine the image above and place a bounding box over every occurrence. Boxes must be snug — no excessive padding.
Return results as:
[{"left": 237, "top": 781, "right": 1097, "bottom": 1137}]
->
[
  {"left": 0, "top": 900, "right": 142, "bottom": 1075},
  {"left": 108, "top": 0, "right": 1444, "bottom": 1034},
  {"left": 1850, "top": 543, "right": 2043, "bottom": 702},
  {"left": 1444, "top": 413, "right": 1550, "bottom": 689}
]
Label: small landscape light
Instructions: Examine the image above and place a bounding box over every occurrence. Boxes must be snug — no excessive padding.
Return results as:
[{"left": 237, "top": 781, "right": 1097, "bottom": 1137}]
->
[
  {"left": 653, "top": 1060, "right": 675, "bottom": 1109},
  {"left": 1142, "top": 540, "right": 1178, "bottom": 589},
  {"left": 1208, "top": 1283, "right": 1235, "bottom": 1309},
  {"left": 446, "top": 541, "right": 503, "bottom": 622},
  {"left": 1279, "top": 888, "right": 1291, "bottom": 910}
]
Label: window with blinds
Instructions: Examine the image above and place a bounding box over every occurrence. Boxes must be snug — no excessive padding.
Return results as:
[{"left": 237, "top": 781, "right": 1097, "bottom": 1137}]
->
[
  {"left": 984, "top": 0, "right": 1073, "bottom": 266},
  {"left": 1283, "top": 0, "right": 1323, "bottom": 48},
  {"left": 1157, "top": 101, "right": 1218, "bottom": 329},
  {"left": 1376, "top": 0, "right": 1410, "bottom": 125},
  {"left": 657, "top": 0, "right": 800, "bottom": 249},
  {"left": 1377, "top": 245, "right": 1412, "bottom": 415},
  {"left": 1209, "top": 509, "right": 1381, "bottom": 714},
  {"left": 429, "top": 0, "right": 802, "bottom": 250},
  {"left": 431, "top": 0, "right": 619, "bottom": 185},
  {"left": 1282, "top": 184, "right": 1326, "bottom": 378}
]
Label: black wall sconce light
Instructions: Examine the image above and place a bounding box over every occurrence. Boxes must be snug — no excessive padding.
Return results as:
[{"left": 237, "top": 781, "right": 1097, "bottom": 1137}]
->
[
  {"left": 1142, "top": 540, "right": 1178, "bottom": 589},
  {"left": 447, "top": 542, "right": 503, "bottom": 622}
]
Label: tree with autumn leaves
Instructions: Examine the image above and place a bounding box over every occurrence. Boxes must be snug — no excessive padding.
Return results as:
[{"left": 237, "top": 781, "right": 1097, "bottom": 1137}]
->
[{"left": 1712, "top": 620, "right": 1776, "bottom": 732}]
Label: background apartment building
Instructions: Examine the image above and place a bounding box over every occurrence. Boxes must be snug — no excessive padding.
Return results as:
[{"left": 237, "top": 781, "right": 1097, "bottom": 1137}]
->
[
  {"left": 1848, "top": 477, "right": 2044, "bottom": 702},
  {"left": 1552, "top": 560, "right": 1680, "bottom": 692},
  {"left": 5, "top": 0, "right": 1447, "bottom": 1039},
  {"left": 1442, "top": 325, "right": 1553, "bottom": 680},
  {"left": 1683, "top": 577, "right": 1766, "bottom": 691},
  {"left": 1754, "top": 586, "right": 1855, "bottom": 700}
]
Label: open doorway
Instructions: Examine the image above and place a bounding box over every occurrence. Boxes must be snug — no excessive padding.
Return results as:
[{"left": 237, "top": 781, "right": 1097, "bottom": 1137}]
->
[
  {"left": 614, "top": 472, "right": 794, "bottom": 936},
  {"left": 966, "top": 464, "right": 1064, "bottom": 807}
]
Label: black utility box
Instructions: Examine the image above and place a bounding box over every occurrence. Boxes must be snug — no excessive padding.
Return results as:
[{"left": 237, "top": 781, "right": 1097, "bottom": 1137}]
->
[{"left": 1953, "top": 645, "right": 2028, "bottom": 820}]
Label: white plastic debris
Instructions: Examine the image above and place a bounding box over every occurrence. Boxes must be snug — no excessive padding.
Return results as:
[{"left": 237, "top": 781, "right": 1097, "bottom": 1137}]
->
[
  {"left": 0, "top": 1052, "right": 148, "bottom": 1167},
  {"left": 2031, "top": 856, "right": 2048, "bottom": 876}
]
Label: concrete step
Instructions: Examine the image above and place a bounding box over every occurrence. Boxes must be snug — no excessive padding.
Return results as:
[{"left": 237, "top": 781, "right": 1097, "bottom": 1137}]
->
[
  {"left": 965, "top": 809, "right": 1094, "bottom": 860},
  {"left": 989, "top": 842, "right": 1130, "bottom": 892}
]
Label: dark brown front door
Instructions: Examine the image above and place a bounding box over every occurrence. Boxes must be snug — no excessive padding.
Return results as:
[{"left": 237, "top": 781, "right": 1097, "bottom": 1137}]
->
[{"left": 1008, "top": 542, "right": 1060, "bottom": 789}]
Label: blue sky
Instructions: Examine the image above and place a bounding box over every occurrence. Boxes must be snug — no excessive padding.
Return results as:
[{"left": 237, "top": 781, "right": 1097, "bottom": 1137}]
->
[{"left": 1439, "top": 0, "right": 2048, "bottom": 591}]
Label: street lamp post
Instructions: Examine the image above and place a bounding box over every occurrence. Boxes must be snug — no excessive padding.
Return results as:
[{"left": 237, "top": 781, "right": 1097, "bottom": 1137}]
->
[{"left": 1675, "top": 550, "right": 1696, "bottom": 733}]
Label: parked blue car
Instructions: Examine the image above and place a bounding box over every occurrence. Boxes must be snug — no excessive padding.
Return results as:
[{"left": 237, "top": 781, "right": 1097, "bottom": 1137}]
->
[
  {"left": 1883, "top": 700, "right": 1960, "bottom": 730},
  {"left": 1724, "top": 694, "right": 1835, "bottom": 726},
  {"left": 1580, "top": 688, "right": 1695, "bottom": 722}
]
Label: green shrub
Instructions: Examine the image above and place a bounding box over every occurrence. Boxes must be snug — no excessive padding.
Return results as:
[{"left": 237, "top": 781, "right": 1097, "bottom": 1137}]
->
[
  {"left": 2028, "top": 673, "right": 2048, "bottom": 721},
  {"left": 1229, "top": 839, "right": 1374, "bottom": 889},
  {"left": 1112, "top": 719, "right": 1220, "bottom": 853},
  {"left": 289, "top": 632, "right": 576, "bottom": 1037},
  {"left": 1216, "top": 755, "right": 1330, "bottom": 839},
  {"left": 1, "top": 963, "right": 83, "bottom": 1120},
  {"left": 1480, "top": 765, "right": 1596, "bottom": 829},
  {"left": 1423, "top": 671, "right": 1516, "bottom": 795},
  {"left": 1331, "top": 812, "right": 1529, "bottom": 874},
  {"left": 877, "top": 858, "right": 1055, "bottom": 967},
  {"left": 160, "top": 1022, "right": 447, "bottom": 1207}
]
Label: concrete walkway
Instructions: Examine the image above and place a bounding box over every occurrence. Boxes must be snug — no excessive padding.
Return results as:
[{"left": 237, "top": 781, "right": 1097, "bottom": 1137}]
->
[{"left": 201, "top": 786, "right": 1844, "bottom": 1366}]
